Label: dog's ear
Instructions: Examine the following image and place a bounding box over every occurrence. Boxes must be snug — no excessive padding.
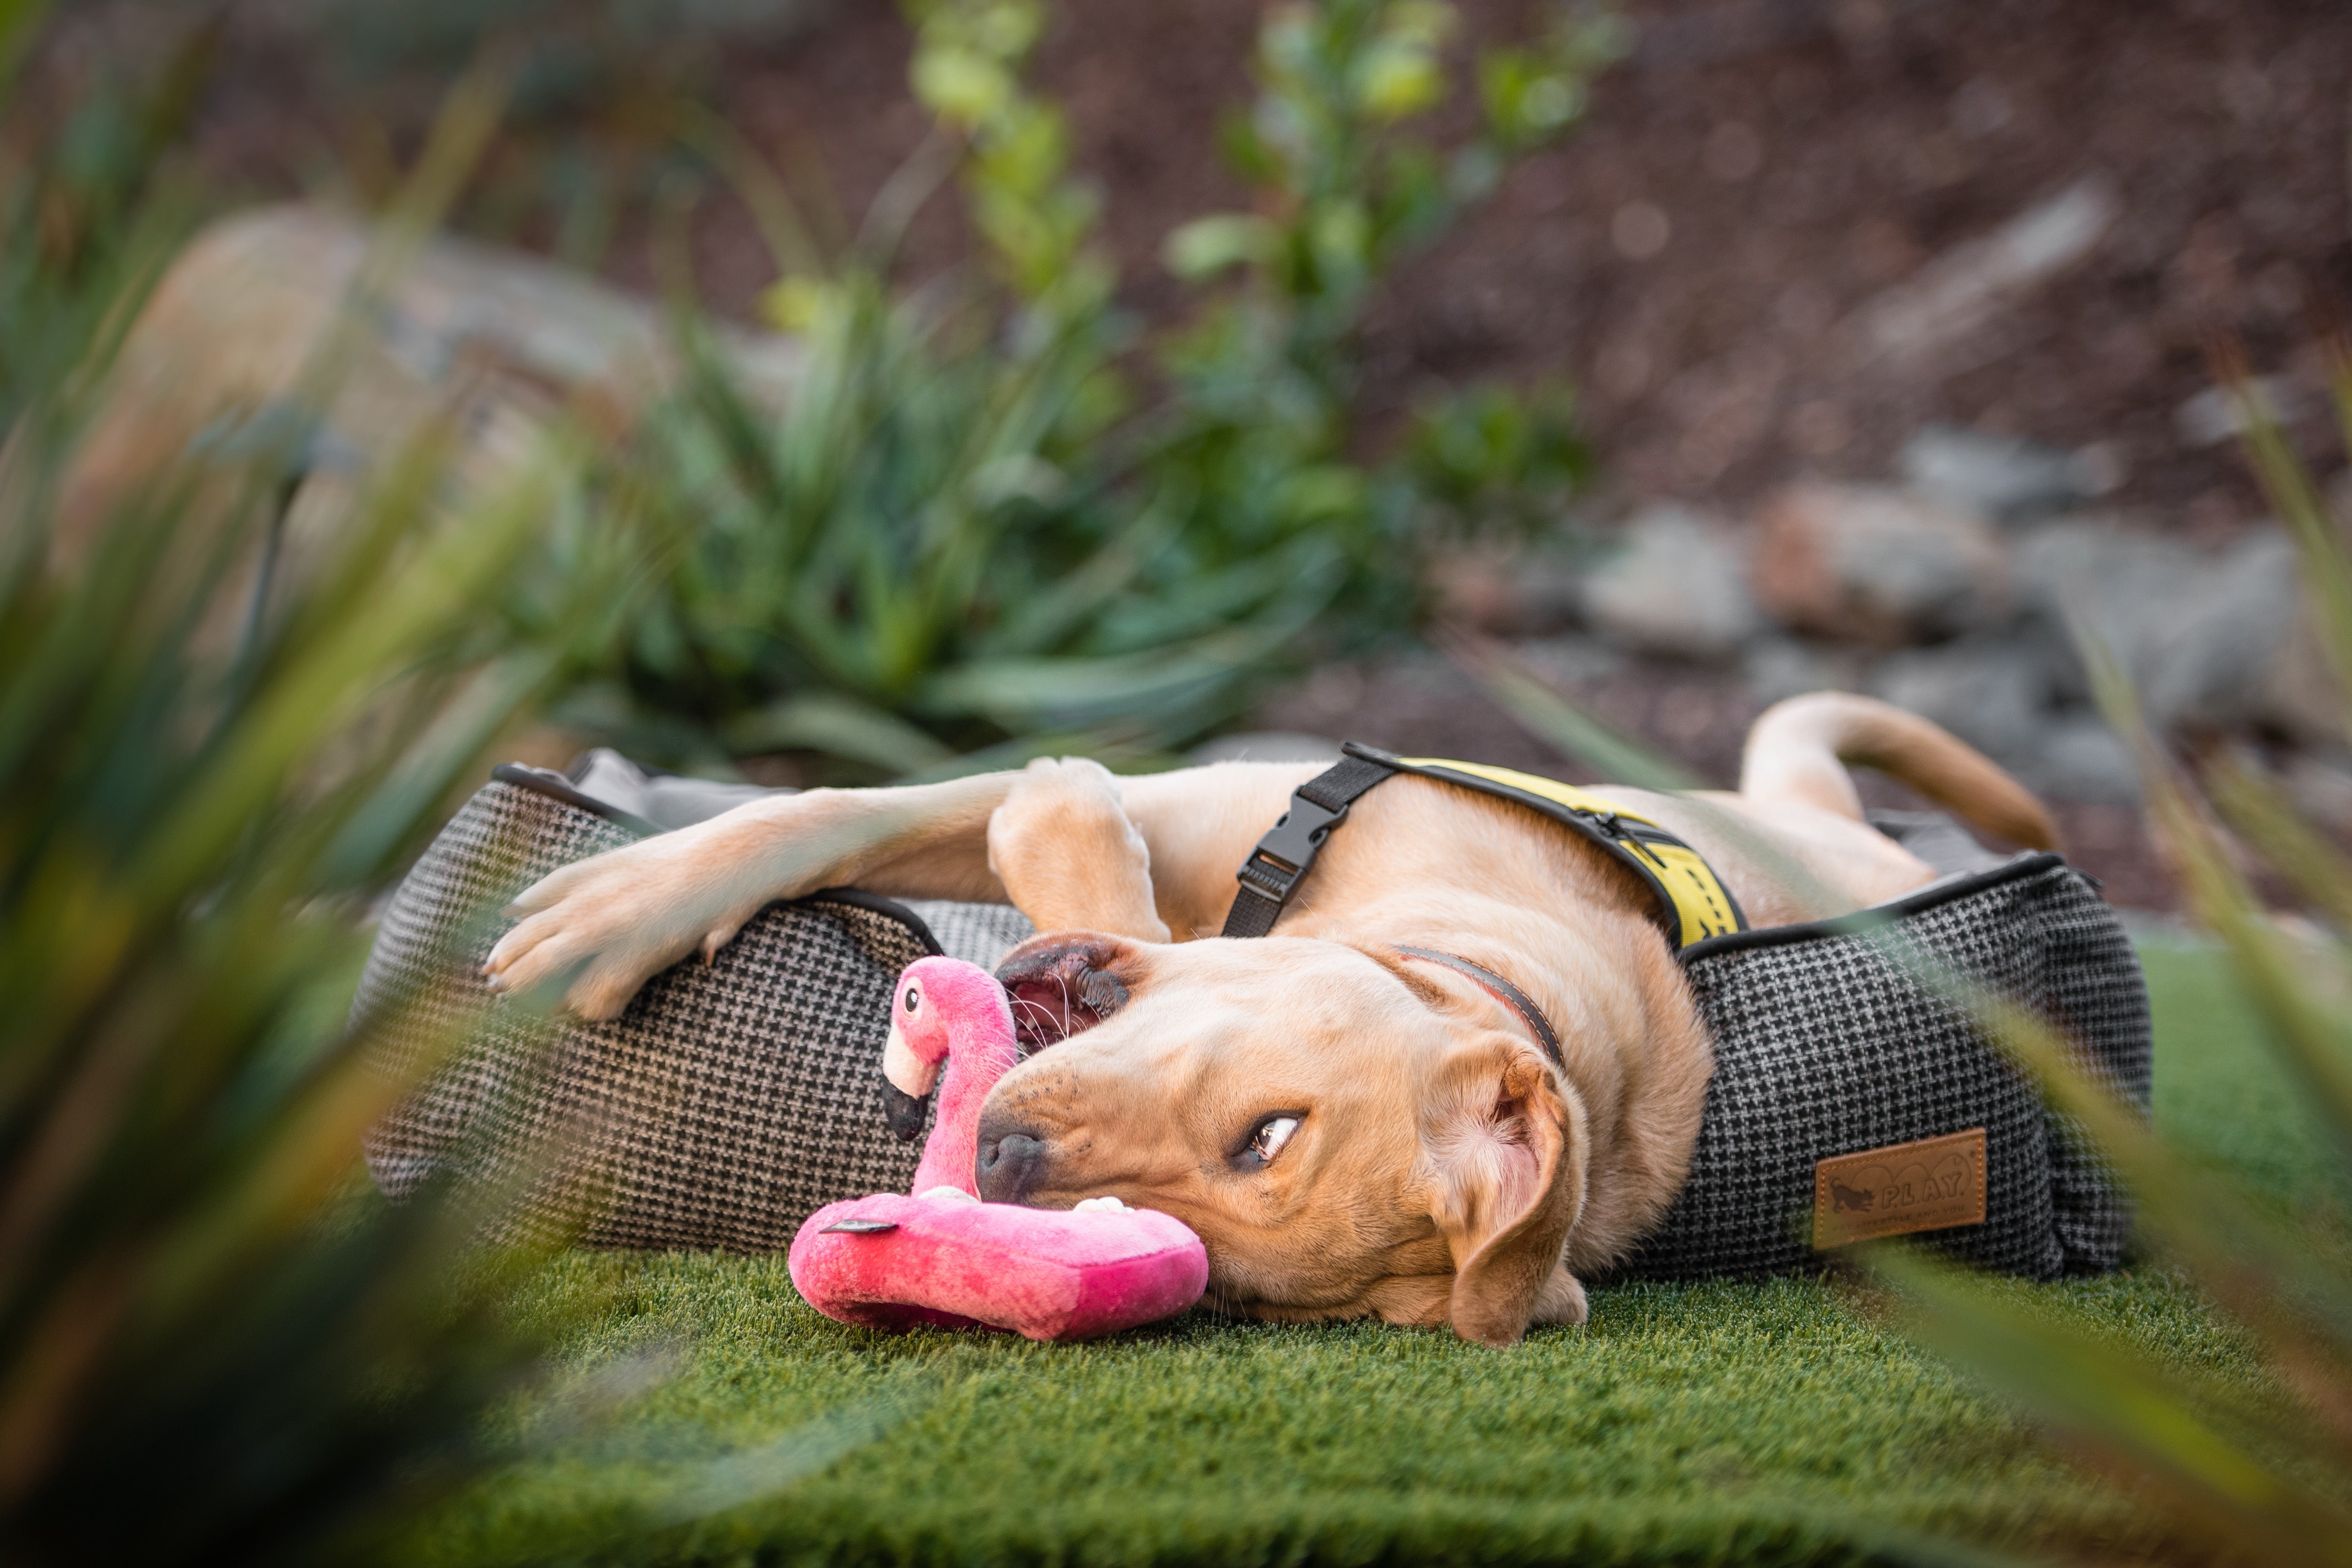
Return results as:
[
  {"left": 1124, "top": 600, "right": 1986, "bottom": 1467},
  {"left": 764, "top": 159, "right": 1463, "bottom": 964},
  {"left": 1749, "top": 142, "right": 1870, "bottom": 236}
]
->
[{"left": 1419, "top": 1032, "right": 1588, "bottom": 1347}]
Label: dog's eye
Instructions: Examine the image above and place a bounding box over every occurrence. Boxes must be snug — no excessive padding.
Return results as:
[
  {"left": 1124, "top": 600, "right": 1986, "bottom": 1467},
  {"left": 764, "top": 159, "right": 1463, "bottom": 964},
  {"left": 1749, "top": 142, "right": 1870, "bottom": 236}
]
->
[
  {"left": 902, "top": 983, "right": 922, "bottom": 1015},
  {"left": 1244, "top": 1114, "right": 1300, "bottom": 1167}
]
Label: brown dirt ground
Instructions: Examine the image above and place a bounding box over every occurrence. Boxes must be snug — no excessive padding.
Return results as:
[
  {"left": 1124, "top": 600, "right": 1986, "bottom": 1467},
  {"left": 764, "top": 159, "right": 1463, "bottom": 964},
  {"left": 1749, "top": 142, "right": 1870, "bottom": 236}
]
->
[
  {"left": 112, "top": 0, "right": 2352, "bottom": 905},
  {"left": 180, "top": 0, "right": 2352, "bottom": 529},
  {"left": 681, "top": 0, "right": 2352, "bottom": 533}
]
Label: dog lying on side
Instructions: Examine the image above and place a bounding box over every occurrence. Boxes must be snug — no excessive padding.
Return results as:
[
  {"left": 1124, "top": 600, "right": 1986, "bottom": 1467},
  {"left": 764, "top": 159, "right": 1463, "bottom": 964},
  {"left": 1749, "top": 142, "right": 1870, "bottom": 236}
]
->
[{"left": 484, "top": 692, "right": 2055, "bottom": 1346}]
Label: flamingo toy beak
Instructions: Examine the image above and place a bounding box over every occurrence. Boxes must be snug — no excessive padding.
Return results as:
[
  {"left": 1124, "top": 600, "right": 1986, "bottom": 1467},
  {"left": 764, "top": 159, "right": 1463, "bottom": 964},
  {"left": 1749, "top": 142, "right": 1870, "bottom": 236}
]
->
[{"left": 880, "top": 1021, "right": 939, "bottom": 1143}]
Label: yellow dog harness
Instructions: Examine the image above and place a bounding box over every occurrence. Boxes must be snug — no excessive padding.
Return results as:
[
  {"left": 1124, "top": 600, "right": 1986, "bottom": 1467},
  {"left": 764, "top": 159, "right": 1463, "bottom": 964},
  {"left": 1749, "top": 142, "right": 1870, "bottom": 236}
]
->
[{"left": 1220, "top": 741, "right": 1745, "bottom": 952}]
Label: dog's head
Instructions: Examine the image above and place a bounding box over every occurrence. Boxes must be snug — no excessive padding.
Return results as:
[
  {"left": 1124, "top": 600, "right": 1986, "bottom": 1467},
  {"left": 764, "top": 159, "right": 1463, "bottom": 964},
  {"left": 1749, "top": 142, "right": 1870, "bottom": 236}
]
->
[{"left": 980, "top": 931, "right": 1590, "bottom": 1346}]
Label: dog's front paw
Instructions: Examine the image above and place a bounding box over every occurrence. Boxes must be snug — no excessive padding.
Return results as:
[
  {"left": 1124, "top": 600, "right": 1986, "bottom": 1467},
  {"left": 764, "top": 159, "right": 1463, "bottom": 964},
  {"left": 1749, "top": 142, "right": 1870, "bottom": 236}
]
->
[
  {"left": 987, "top": 757, "right": 1168, "bottom": 941},
  {"left": 481, "top": 832, "right": 757, "bottom": 1020}
]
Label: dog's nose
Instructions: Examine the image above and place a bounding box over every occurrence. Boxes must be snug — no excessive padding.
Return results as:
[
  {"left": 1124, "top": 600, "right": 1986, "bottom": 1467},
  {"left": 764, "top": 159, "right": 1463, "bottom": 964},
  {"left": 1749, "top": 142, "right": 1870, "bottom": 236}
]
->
[{"left": 976, "top": 1128, "right": 1052, "bottom": 1203}]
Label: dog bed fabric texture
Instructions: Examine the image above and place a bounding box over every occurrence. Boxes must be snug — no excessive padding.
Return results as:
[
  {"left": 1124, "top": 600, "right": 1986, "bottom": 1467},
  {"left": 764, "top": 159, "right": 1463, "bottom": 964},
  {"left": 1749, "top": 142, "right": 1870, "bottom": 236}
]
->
[
  {"left": 358, "top": 760, "right": 2145, "bottom": 1278},
  {"left": 355, "top": 765, "right": 1032, "bottom": 1252},
  {"left": 1604, "top": 851, "right": 2146, "bottom": 1281}
]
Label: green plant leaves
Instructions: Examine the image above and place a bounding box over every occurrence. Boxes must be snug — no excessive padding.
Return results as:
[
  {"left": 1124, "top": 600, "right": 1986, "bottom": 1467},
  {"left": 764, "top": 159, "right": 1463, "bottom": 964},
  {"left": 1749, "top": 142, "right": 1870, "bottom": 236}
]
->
[
  {"left": 0, "top": 53, "right": 677, "bottom": 1564},
  {"left": 600, "top": 0, "right": 1614, "bottom": 778}
]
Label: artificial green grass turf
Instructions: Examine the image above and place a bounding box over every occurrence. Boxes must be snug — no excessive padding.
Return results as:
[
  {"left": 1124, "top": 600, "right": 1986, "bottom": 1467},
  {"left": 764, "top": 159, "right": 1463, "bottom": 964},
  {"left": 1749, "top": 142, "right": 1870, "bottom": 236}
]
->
[{"left": 413, "top": 944, "right": 2293, "bottom": 1567}]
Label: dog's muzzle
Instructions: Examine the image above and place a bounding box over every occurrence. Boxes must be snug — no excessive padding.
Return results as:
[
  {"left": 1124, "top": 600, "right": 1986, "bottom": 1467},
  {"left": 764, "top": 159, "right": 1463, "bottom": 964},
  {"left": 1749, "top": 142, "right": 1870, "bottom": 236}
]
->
[{"left": 975, "top": 1112, "right": 1053, "bottom": 1203}]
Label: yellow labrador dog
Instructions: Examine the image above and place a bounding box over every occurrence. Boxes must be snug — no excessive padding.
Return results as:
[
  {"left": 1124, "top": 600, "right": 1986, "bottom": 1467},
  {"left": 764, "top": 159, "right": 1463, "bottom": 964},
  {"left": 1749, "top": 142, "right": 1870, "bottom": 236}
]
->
[{"left": 485, "top": 693, "right": 2054, "bottom": 1346}]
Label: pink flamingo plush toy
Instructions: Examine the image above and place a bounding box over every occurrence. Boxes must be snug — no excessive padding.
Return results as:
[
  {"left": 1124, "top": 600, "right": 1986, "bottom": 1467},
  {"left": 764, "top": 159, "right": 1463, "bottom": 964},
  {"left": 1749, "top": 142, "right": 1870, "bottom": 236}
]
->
[{"left": 787, "top": 956, "right": 1208, "bottom": 1341}]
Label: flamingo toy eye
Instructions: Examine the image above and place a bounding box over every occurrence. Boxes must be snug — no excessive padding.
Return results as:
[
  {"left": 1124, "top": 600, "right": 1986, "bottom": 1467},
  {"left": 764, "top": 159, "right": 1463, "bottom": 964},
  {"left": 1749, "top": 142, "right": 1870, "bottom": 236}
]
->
[{"left": 902, "top": 982, "right": 922, "bottom": 1015}]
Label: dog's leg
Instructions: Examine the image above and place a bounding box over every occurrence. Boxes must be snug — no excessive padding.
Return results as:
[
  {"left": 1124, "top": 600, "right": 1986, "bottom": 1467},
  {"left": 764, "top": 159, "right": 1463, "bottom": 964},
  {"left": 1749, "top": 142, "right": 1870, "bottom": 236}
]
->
[
  {"left": 485, "top": 771, "right": 1028, "bottom": 1019},
  {"left": 483, "top": 757, "right": 1328, "bottom": 1018},
  {"left": 988, "top": 758, "right": 1170, "bottom": 941},
  {"left": 1112, "top": 763, "right": 1328, "bottom": 939}
]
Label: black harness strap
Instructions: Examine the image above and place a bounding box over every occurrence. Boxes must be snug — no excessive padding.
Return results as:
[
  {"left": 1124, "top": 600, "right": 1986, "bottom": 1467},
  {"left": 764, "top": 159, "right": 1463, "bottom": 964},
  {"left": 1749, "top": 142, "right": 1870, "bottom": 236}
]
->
[{"left": 1218, "top": 752, "right": 1398, "bottom": 938}]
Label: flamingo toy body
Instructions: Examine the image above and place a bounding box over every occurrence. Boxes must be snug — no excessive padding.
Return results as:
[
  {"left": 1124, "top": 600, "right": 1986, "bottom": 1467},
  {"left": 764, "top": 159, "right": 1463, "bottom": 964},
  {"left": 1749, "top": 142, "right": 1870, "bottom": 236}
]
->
[{"left": 787, "top": 956, "right": 1208, "bottom": 1341}]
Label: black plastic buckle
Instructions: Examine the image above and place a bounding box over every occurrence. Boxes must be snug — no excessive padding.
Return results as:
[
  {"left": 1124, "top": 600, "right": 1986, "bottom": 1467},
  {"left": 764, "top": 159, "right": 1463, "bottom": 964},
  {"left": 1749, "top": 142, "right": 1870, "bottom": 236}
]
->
[{"left": 1236, "top": 796, "right": 1351, "bottom": 904}]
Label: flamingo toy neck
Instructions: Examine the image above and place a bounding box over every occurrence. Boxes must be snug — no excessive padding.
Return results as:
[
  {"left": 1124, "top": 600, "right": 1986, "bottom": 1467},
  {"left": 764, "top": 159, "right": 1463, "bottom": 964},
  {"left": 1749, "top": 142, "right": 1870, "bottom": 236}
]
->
[{"left": 885, "top": 958, "right": 1020, "bottom": 1199}]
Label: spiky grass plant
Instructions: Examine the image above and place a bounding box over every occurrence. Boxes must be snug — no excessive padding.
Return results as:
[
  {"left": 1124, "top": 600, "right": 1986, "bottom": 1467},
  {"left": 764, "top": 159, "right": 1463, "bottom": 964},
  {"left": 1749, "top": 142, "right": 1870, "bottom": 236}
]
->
[
  {"left": 0, "top": 41, "right": 677, "bottom": 1565},
  {"left": 597, "top": 0, "right": 1611, "bottom": 777},
  {"left": 1857, "top": 352, "right": 2352, "bottom": 1565}
]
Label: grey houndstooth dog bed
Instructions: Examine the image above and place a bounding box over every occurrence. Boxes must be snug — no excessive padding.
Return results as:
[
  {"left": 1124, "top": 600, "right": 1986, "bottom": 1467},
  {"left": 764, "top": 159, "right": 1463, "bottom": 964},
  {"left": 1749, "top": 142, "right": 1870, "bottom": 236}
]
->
[{"left": 357, "top": 759, "right": 2147, "bottom": 1276}]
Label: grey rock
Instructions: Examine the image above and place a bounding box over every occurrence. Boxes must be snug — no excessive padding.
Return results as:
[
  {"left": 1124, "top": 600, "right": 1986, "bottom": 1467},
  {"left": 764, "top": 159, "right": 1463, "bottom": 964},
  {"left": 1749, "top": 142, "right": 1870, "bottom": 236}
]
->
[
  {"left": 1514, "top": 635, "right": 1629, "bottom": 687},
  {"left": 1579, "top": 506, "right": 1761, "bottom": 661},
  {"left": 2143, "top": 533, "right": 2299, "bottom": 731},
  {"left": 1898, "top": 425, "right": 2122, "bottom": 523},
  {"left": 1752, "top": 482, "right": 2010, "bottom": 645},
  {"left": 1742, "top": 635, "right": 1870, "bottom": 707},
  {"left": 1430, "top": 549, "right": 1585, "bottom": 636},
  {"left": 2282, "top": 752, "right": 2352, "bottom": 838},
  {"left": 2030, "top": 715, "right": 2142, "bottom": 804},
  {"left": 1870, "top": 639, "right": 2052, "bottom": 764},
  {"left": 1188, "top": 731, "right": 1344, "bottom": 765},
  {"left": 2013, "top": 520, "right": 2325, "bottom": 742},
  {"left": 2174, "top": 376, "right": 2300, "bottom": 448}
]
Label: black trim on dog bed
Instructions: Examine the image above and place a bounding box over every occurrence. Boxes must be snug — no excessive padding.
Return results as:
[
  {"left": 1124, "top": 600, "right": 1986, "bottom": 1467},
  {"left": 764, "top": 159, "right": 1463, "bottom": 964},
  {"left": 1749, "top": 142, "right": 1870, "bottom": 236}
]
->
[
  {"left": 492, "top": 762, "right": 661, "bottom": 837},
  {"left": 1681, "top": 852, "right": 2067, "bottom": 961}
]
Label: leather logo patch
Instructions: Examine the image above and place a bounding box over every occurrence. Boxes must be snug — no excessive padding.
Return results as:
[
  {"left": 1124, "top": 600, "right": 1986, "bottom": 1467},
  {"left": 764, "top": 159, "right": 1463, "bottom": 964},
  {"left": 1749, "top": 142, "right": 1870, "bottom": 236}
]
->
[{"left": 1812, "top": 1128, "right": 1986, "bottom": 1248}]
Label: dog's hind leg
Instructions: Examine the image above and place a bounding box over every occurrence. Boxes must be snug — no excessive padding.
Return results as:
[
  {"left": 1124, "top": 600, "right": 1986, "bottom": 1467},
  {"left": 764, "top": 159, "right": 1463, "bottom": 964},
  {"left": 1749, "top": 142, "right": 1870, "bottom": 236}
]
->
[{"left": 1739, "top": 692, "right": 2058, "bottom": 852}]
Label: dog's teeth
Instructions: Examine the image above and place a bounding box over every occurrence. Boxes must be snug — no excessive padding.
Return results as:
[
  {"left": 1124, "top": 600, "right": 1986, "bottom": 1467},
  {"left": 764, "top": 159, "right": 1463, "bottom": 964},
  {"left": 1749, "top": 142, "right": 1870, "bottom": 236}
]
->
[
  {"left": 1073, "top": 1195, "right": 1128, "bottom": 1212},
  {"left": 917, "top": 1186, "right": 979, "bottom": 1205}
]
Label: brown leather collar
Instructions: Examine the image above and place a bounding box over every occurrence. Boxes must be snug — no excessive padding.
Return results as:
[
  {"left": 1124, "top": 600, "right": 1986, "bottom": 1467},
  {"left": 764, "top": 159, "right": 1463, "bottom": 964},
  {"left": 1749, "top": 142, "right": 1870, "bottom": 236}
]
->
[{"left": 1392, "top": 946, "right": 1564, "bottom": 1072}]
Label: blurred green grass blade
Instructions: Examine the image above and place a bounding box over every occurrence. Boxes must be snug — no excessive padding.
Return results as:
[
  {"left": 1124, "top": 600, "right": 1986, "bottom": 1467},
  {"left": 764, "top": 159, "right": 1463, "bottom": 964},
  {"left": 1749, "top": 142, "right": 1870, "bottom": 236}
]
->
[
  {"left": 646, "top": 1395, "right": 920, "bottom": 1528},
  {"left": 0, "top": 1, "right": 53, "bottom": 98},
  {"left": 318, "top": 648, "right": 562, "bottom": 888},
  {"left": 1875, "top": 1246, "right": 2352, "bottom": 1565},
  {"left": 1940, "top": 971, "right": 2352, "bottom": 1369},
  {"left": 0, "top": 22, "right": 663, "bottom": 1564},
  {"left": 1442, "top": 630, "right": 1703, "bottom": 791},
  {"left": 1445, "top": 630, "right": 1866, "bottom": 920},
  {"left": 676, "top": 106, "right": 825, "bottom": 281},
  {"left": 2216, "top": 346, "right": 2352, "bottom": 726},
  {"left": 2207, "top": 754, "right": 2352, "bottom": 934},
  {"left": 295, "top": 57, "right": 511, "bottom": 421},
  {"left": 2085, "top": 629, "right": 2352, "bottom": 1183},
  {"left": 142, "top": 457, "right": 558, "bottom": 901},
  {"left": 2328, "top": 333, "right": 2352, "bottom": 477}
]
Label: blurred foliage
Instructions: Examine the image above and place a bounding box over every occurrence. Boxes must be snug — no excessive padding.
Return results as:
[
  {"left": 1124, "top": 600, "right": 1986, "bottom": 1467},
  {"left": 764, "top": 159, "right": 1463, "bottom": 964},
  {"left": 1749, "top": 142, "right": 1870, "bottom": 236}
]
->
[
  {"left": 272, "top": 0, "right": 840, "bottom": 271},
  {"left": 278, "top": 0, "right": 831, "bottom": 118},
  {"left": 1447, "top": 348, "right": 2352, "bottom": 1560},
  {"left": 595, "top": 0, "right": 1614, "bottom": 776},
  {"left": 0, "top": 0, "right": 213, "bottom": 433},
  {"left": 0, "top": 35, "right": 694, "bottom": 1566},
  {"left": 1867, "top": 350, "right": 2352, "bottom": 1565}
]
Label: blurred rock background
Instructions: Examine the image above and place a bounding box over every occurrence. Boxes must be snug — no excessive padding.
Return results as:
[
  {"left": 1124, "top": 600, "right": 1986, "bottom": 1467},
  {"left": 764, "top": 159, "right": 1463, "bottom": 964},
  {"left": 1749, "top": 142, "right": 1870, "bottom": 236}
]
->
[{"left": 27, "top": 0, "right": 2352, "bottom": 910}]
